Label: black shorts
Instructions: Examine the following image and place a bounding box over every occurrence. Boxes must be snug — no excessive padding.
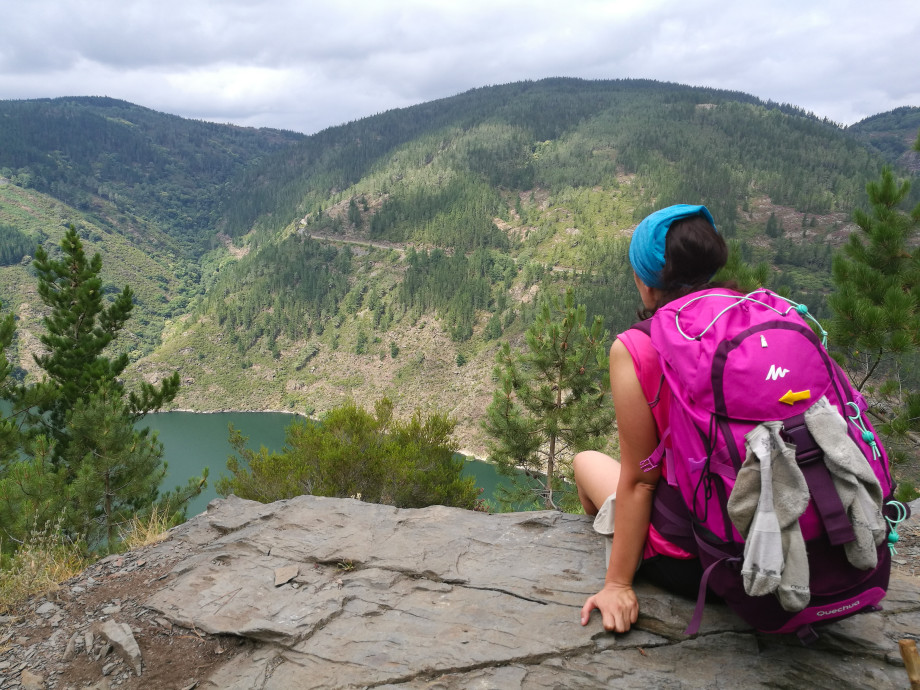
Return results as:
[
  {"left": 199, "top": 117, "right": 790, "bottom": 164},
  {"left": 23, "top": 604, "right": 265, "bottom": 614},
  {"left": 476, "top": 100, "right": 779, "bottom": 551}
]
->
[{"left": 638, "top": 555, "right": 704, "bottom": 600}]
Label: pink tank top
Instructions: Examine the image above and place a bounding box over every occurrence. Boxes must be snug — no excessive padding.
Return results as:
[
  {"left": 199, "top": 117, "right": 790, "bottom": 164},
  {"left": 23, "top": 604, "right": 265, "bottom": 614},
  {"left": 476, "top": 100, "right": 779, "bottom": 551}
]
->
[{"left": 618, "top": 328, "right": 694, "bottom": 560}]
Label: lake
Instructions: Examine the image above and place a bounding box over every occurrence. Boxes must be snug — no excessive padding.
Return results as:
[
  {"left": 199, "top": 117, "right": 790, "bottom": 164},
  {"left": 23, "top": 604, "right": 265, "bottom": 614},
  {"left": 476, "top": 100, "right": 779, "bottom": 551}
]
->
[{"left": 145, "top": 411, "right": 517, "bottom": 517}]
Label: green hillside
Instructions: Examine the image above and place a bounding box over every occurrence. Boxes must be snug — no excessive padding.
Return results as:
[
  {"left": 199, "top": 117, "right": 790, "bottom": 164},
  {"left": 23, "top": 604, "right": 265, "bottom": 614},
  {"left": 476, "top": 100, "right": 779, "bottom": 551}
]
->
[
  {"left": 0, "top": 97, "right": 304, "bottom": 254},
  {"left": 0, "top": 180, "right": 196, "bottom": 374},
  {"left": 219, "top": 79, "right": 886, "bottom": 242},
  {"left": 1, "top": 79, "right": 916, "bottom": 453},
  {"left": 849, "top": 106, "right": 920, "bottom": 172}
]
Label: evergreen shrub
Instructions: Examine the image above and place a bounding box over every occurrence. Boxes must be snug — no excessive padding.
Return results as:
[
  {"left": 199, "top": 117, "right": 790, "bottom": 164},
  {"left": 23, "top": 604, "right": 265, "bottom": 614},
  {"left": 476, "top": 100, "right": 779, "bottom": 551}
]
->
[{"left": 217, "top": 398, "right": 480, "bottom": 510}]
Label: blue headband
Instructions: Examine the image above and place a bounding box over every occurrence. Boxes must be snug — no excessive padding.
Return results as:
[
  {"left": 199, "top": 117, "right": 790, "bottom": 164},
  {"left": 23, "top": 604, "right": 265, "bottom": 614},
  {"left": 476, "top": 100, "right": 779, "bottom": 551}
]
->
[{"left": 628, "top": 204, "right": 717, "bottom": 289}]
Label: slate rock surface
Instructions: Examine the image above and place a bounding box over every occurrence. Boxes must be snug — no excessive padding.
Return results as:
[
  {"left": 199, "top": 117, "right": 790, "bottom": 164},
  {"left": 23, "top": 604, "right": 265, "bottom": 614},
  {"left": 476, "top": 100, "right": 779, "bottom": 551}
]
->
[{"left": 135, "top": 494, "right": 918, "bottom": 689}]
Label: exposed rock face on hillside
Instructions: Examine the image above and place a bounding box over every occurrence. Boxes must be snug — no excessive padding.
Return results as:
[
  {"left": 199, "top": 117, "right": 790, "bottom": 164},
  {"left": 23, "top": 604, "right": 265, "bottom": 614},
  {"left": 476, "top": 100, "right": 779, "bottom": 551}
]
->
[{"left": 4, "top": 495, "right": 920, "bottom": 689}]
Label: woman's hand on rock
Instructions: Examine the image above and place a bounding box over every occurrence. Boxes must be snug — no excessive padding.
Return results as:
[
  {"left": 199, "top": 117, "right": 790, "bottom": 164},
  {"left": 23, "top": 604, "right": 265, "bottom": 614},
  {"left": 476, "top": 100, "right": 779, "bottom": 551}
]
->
[{"left": 580, "top": 583, "right": 638, "bottom": 633}]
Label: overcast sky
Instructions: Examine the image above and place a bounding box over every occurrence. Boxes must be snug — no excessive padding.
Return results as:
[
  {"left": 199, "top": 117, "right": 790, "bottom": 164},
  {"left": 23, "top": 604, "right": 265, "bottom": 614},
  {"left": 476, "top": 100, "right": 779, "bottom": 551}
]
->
[{"left": 1, "top": 0, "right": 918, "bottom": 135}]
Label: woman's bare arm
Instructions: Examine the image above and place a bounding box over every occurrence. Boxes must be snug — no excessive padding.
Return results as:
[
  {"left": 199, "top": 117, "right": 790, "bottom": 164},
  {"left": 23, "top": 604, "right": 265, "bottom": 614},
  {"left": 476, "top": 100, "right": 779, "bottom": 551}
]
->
[{"left": 580, "top": 338, "right": 662, "bottom": 632}]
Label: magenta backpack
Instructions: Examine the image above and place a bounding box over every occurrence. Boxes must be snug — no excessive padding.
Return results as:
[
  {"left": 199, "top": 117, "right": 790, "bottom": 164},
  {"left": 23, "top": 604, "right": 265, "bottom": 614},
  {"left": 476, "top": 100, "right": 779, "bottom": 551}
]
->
[{"left": 633, "top": 288, "right": 903, "bottom": 641}]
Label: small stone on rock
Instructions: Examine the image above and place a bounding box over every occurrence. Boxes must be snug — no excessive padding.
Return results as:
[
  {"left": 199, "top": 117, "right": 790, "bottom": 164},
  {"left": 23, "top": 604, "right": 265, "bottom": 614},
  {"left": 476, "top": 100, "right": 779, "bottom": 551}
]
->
[
  {"left": 274, "top": 564, "right": 299, "bottom": 587},
  {"left": 20, "top": 668, "right": 46, "bottom": 690},
  {"left": 93, "top": 620, "right": 143, "bottom": 676},
  {"left": 62, "top": 632, "right": 82, "bottom": 661},
  {"left": 35, "top": 602, "right": 60, "bottom": 617}
]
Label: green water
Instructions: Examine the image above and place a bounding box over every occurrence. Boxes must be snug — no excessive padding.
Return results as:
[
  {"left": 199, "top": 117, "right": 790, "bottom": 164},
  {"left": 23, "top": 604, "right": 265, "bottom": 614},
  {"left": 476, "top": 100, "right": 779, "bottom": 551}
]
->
[{"left": 144, "top": 411, "right": 515, "bottom": 517}]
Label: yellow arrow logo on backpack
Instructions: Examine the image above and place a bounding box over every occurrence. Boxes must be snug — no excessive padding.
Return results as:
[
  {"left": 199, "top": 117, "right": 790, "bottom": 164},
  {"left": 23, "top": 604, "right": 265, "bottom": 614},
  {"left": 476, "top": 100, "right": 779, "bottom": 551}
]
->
[{"left": 779, "top": 389, "right": 811, "bottom": 405}]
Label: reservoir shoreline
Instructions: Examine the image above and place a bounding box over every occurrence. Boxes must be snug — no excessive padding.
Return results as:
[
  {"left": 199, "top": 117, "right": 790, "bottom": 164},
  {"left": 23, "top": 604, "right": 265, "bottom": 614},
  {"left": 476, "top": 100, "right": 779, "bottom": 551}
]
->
[
  {"left": 152, "top": 408, "right": 491, "bottom": 462},
  {"left": 146, "top": 410, "right": 502, "bottom": 518}
]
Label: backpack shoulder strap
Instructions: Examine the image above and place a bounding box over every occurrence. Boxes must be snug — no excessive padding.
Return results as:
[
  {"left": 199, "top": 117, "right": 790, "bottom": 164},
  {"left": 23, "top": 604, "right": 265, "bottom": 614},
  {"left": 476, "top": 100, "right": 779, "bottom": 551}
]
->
[
  {"left": 631, "top": 319, "right": 652, "bottom": 337},
  {"left": 619, "top": 325, "right": 669, "bottom": 438}
]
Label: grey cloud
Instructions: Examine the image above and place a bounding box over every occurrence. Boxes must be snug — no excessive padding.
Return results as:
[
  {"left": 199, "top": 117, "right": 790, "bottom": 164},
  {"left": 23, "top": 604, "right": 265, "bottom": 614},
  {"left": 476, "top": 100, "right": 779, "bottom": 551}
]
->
[{"left": 0, "top": 0, "right": 917, "bottom": 132}]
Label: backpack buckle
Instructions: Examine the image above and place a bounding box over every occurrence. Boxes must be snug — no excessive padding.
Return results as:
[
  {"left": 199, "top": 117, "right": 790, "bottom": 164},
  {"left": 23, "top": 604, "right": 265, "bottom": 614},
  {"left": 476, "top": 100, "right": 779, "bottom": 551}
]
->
[{"left": 796, "top": 624, "right": 820, "bottom": 646}]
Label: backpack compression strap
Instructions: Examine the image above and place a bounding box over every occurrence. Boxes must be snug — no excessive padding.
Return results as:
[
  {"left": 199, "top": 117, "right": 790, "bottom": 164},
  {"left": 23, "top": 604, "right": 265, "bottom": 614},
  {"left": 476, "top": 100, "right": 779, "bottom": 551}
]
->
[{"left": 782, "top": 413, "right": 857, "bottom": 546}]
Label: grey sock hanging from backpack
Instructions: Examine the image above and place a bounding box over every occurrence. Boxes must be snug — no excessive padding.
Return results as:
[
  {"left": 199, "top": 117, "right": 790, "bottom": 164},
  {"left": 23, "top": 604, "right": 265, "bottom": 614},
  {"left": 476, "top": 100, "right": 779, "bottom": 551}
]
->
[
  {"left": 728, "top": 422, "right": 811, "bottom": 611},
  {"left": 804, "top": 396, "right": 886, "bottom": 570},
  {"left": 727, "top": 422, "right": 811, "bottom": 611}
]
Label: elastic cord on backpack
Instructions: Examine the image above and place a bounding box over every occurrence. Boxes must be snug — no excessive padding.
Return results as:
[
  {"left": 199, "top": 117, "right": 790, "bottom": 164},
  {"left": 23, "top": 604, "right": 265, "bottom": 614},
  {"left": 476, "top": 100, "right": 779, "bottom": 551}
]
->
[
  {"left": 885, "top": 500, "right": 908, "bottom": 555},
  {"left": 691, "top": 413, "right": 721, "bottom": 525},
  {"left": 845, "top": 401, "right": 881, "bottom": 460},
  {"left": 674, "top": 289, "right": 829, "bottom": 348}
]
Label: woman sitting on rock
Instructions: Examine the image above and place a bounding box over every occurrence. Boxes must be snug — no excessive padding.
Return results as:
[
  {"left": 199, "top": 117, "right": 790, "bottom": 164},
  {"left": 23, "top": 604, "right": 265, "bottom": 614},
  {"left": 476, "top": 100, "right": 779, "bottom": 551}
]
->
[{"left": 574, "top": 204, "right": 729, "bottom": 633}]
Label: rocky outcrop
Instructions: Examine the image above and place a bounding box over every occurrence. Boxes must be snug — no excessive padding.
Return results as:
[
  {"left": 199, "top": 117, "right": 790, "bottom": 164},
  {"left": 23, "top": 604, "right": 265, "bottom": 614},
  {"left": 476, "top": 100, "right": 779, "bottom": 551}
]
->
[{"left": 4, "top": 494, "right": 920, "bottom": 688}]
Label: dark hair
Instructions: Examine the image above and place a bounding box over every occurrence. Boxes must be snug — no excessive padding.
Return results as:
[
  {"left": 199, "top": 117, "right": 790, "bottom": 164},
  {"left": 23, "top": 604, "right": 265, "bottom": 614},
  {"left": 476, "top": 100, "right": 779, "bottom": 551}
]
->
[{"left": 639, "top": 215, "right": 733, "bottom": 319}]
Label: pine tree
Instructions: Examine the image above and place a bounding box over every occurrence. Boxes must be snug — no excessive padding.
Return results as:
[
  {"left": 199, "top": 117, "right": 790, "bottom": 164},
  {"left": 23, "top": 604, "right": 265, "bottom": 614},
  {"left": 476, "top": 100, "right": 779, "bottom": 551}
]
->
[
  {"left": 717, "top": 239, "right": 770, "bottom": 291},
  {"left": 66, "top": 386, "right": 168, "bottom": 544},
  {"left": 1, "top": 227, "right": 198, "bottom": 550},
  {"left": 483, "top": 289, "right": 614, "bottom": 510},
  {"left": 0, "top": 436, "right": 68, "bottom": 547},
  {"left": 829, "top": 167, "right": 920, "bottom": 472},
  {"left": 28, "top": 227, "right": 180, "bottom": 456},
  {"left": 0, "top": 302, "right": 18, "bottom": 465},
  {"left": 61, "top": 385, "right": 206, "bottom": 546},
  {"left": 32, "top": 229, "right": 132, "bottom": 437},
  {"left": 765, "top": 212, "right": 782, "bottom": 238},
  {"left": 348, "top": 197, "right": 363, "bottom": 229}
]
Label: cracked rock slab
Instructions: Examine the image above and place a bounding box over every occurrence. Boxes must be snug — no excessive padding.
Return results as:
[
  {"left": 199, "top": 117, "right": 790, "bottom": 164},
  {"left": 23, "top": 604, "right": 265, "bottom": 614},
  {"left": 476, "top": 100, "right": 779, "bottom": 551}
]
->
[{"left": 144, "top": 495, "right": 920, "bottom": 689}]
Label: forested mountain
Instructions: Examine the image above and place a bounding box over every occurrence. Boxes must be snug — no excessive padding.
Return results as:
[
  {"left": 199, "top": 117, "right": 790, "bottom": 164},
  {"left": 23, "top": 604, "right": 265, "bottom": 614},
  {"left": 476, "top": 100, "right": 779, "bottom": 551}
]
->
[
  {"left": 219, "top": 79, "right": 884, "bottom": 242},
  {"left": 0, "top": 79, "right": 916, "bottom": 452},
  {"left": 849, "top": 106, "right": 920, "bottom": 172},
  {"left": 0, "top": 97, "right": 304, "bottom": 254},
  {"left": 0, "top": 180, "right": 197, "bottom": 371}
]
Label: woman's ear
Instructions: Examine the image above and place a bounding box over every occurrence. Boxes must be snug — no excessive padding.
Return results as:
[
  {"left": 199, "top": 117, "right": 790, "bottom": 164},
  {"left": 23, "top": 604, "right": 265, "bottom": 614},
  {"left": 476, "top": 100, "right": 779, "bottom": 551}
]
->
[{"left": 633, "top": 272, "right": 661, "bottom": 310}]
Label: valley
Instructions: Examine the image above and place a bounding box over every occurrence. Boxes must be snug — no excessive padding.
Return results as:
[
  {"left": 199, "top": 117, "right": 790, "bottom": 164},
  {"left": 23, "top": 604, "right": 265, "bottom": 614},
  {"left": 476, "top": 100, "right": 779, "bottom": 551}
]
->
[{"left": 1, "top": 80, "right": 918, "bottom": 460}]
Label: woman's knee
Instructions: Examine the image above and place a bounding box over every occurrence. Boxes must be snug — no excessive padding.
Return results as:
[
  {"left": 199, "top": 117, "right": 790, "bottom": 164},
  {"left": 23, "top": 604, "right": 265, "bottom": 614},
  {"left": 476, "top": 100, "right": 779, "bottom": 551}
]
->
[
  {"left": 573, "top": 451, "right": 620, "bottom": 514},
  {"left": 573, "top": 450, "right": 616, "bottom": 481}
]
